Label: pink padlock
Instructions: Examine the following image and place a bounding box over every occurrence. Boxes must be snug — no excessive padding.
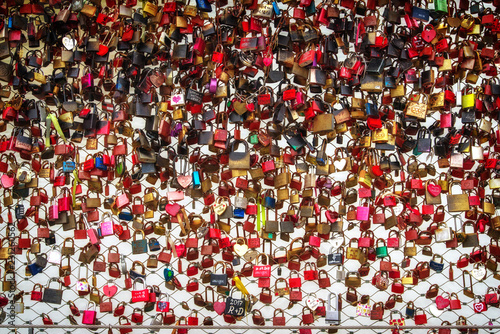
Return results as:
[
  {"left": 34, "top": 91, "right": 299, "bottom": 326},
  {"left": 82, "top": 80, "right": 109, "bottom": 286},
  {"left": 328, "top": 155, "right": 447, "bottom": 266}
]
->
[
  {"left": 115, "top": 191, "right": 130, "bottom": 209},
  {"left": 88, "top": 226, "right": 101, "bottom": 245},
  {"left": 49, "top": 200, "right": 59, "bottom": 221},
  {"left": 81, "top": 67, "right": 94, "bottom": 90},
  {"left": 100, "top": 213, "right": 115, "bottom": 237},
  {"left": 193, "top": 37, "right": 206, "bottom": 56},
  {"left": 356, "top": 206, "right": 370, "bottom": 221},
  {"left": 294, "top": 90, "right": 306, "bottom": 108},
  {"left": 82, "top": 302, "right": 97, "bottom": 325}
]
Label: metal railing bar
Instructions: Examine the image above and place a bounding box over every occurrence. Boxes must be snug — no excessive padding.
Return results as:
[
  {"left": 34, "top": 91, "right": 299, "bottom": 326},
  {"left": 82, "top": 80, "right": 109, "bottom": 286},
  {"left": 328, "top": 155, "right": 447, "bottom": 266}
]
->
[{"left": 3, "top": 325, "right": 500, "bottom": 330}]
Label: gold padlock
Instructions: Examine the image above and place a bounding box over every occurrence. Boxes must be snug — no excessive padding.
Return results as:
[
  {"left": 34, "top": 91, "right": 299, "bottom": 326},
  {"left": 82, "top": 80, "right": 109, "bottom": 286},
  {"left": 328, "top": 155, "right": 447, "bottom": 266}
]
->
[
  {"left": 290, "top": 189, "right": 299, "bottom": 204},
  {"left": 439, "top": 58, "right": 452, "bottom": 72},
  {"left": 147, "top": 255, "right": 158, "bottom": 268},
  {"left": 183, "top": 5, "right": 197, "bottom": 17},
  {"left": 277, "top": 188, "right": 289, "bottom": 201},
  {"left": 404, "top": 241, "right": 417, "bottom": 257},
  {"left": 390, "top": 85, "right": 405, "bottom": 98},
  {"left": 401, "top": 272, "right": 415, "bottom": 285},
  {"left": 371, "top": 128, "right": 389, "bottom": 143},
  {"left": 172, "top": 108, "right": 185, "bottom": 121},
  {"left": 461, "top": 14, "right": 475, "bottom": 30},
  {"left": 490, "top": 178, "right": 500, "bottom": 189},
  {"left": 359, "top": 170, "right": 372, "bottom": 188},
  {"left": 447, "top": 181, "right": 470, "bottom": 212}
]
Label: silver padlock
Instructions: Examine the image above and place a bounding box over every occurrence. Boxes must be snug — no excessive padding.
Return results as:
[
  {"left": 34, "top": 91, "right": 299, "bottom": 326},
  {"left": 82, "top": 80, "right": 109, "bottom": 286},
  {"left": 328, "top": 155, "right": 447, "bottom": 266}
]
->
[
  {"left": 47, "top": 245, "right": 62, "bottom": 265},
  {"left": 150, "top": 313, "right": 163, "bottom": 332},
  {"left": 336, "top": 266, "right": 346, "bottom": 280},
  {"left": 133, "top": 216, "right": 144, "bottom": 230},
  {"left": 325, "top": 292, "right": 340, "bottom": 325},
  {"left": 234, "top": 191, "right": 248, "bottom": 209},
  {"left": 455, "top": 81, "right": 462, "bottom": 107},
  {"left": 14, "top": 301, "right": 24, "bottom": 313}
]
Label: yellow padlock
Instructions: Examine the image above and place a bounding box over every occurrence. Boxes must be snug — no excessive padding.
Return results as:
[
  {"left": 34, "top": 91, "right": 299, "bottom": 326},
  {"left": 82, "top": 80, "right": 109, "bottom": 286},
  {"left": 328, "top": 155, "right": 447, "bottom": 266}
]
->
[
  {"left": 359, "top": 170, "right": 372, "bottom": 188},
  {"left": 143, "top": 0, "right": 158, "bottom": 16},
  {"left": 461, "top": 93, "right": 475, "bottom": 109}
]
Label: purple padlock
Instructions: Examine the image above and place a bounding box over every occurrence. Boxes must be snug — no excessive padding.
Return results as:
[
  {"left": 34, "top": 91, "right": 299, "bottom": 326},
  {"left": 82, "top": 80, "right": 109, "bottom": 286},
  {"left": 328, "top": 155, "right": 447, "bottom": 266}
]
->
[
  {"left": 171, "top": 122, "right": 183, "bottom": 137},
  {"left": 209, "top": 78, "right": 218, "bottom": 94}
]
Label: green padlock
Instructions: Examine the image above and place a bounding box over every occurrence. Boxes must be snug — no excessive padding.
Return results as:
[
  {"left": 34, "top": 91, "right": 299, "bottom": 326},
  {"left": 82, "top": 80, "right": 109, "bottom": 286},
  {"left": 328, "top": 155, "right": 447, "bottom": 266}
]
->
[
  {"left": 375, "top": 239, "right": 388, "bottom": 258},
  {"left": 248, "top": 133, "right": 259, "bottom": 145},
  {"left": 434, "top": 0, "right": 447, "bottom": 13}
]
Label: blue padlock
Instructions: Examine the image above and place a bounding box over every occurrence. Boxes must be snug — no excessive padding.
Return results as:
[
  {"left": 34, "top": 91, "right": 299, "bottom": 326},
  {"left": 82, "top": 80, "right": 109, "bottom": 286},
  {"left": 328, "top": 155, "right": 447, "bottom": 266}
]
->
[
  {"left": 7, "top": 17, "right": 12, "bottom": 29},
  {"left": 196, "top": 0, "right": 212, "bottom": 12},
  {"left": 27, "top": 262, "right": 43, "bottom": 276},
  {"left": 149, "top": 238, "right": 161, "bottom": 252},
  {"left": 118, "top": 211, "right": 133, "bottom": 221},
  {"left": 192, "top": 171, "right": 201, "bottom": 188},
  {"left": 429, "top": 255, "right": 444, "bottom": 273},
  {"left": 264, "top": 192, "right": 276, "bottom": 209},
  {"left": 272, "top": 1, "right": 281, "bottom": 15},
  {"left": 96, "top": 226, "right": 103, "bottom": 238},
  {"left": 233, "top": 208, "right": 245, "bottom": 219},
  {"left": 365, "top": 102, "right": 378, "bottom": 117},
  {"left": 62, "top": 161, "right": 76, "bottom": 173},
  {"left": 385, "top": 77, "right": 396, "bottom": 89},
  {"left": 95, "top": 157, "right": 107, "bottom": 171},
  {"left": 164, "top": 266, "right": 174, "bottom": 282},
  {"left": 412, "top": 6, "right": 429, "bottom": 21},
  {"left": 130, "top": 262, "right": 146, "bottom": 280}
]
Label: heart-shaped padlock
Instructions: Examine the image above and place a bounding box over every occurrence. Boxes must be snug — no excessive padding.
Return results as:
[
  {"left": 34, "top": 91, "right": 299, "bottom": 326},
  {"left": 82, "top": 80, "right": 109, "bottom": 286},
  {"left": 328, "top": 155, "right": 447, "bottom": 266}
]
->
[
  {"left": 470, "top": 264, "right": 486, "bottom": 281},
  {"left": 233, "top": 244, "right": 248, "bottom": 257},
  {"left": 177, "top": 175, "right": 192, "bottom": 189},
  {"left": 1, "top": 174, "right": 14, "bottom": 188},
  {"left": 435, "top": 295, "right": 450, "bottom": 310},
  {"left": 165, "top": 203, "right": 181, "bottom": 216},
  {"left": 164, "top": 268, "right": 174, "bottom": 282},
  {"left": 62, "top": 36, "right": 76, "bottom": 50},
  {"left": 306, "top": 295, "right": 320, "bottom": 310},
  {"left": 213, "top": 301, "right": 226, "bottom": 315},
  {"left": 427, "top": 184, "right": 442, "bottom": 197},
  {"left": 212, "top": 198, "right": 228, "bottom": 215},
  {"left": 103, "top": 281, "right": 118, "bottom": 298}
]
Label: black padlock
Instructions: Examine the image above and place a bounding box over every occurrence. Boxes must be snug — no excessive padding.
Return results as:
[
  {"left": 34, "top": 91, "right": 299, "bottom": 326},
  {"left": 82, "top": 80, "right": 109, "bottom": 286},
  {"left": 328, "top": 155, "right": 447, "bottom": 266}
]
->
[
  {"left": 45, "top": 232, "right": 56, "bottom": 245},
  {"left": 15, "top": 203, "right": 25, "bottom": 220}
]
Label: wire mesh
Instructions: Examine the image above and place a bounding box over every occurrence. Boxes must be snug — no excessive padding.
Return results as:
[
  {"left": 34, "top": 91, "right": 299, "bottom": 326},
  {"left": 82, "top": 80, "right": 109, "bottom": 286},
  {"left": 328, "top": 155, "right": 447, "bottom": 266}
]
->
[{"left": 1, "top": 1, "right": 500, "bottom": 334}]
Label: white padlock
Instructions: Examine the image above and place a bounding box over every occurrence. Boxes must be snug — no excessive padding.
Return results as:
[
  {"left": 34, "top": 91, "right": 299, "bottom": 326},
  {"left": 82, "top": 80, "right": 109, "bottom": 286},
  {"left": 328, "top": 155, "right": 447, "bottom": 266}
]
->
[{"left": 47, "top": 245, "right": 62, "bottom": 265}]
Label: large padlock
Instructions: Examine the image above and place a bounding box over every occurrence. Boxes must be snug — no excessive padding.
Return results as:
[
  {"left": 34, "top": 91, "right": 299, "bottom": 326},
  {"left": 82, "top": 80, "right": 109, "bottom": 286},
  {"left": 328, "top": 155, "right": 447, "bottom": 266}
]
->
[{"left": 326, "top": 293, "right": 341, "bottom": 324}]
